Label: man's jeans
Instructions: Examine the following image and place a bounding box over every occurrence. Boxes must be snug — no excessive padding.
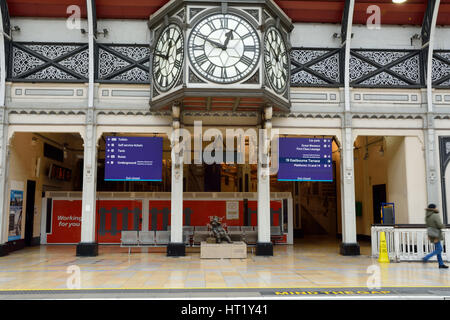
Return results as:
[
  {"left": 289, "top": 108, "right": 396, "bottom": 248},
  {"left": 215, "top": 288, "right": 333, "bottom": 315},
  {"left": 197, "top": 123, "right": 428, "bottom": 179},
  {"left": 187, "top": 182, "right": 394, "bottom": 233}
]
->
[{"left": 423, "top": 241, "right": 444, "bottom": 266}]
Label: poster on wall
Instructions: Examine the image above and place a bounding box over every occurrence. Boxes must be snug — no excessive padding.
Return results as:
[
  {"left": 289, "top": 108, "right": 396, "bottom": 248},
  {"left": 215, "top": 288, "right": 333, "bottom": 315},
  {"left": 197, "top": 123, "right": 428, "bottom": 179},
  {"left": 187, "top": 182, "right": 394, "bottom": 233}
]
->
[
  {"left": 278, "top": 137, "right": 333, "bottom": 182},
  {"left": 226, "top": 201, "right": 239, "bottom": 220},
  {"left": 8, "top": 190, "right": 24, "bottom": 241},
  {"left": 104, "top": 136, "right": 163, "bottom": 181}
]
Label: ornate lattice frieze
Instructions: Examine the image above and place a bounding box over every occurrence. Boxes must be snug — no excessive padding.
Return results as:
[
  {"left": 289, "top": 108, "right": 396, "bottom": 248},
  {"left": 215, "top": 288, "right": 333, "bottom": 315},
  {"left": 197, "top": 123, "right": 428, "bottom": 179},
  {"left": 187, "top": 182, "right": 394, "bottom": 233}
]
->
[
  {"left": 349, "top": 56, "right": 377, "bottom": 82},
  {"left": 97, "top": 44, "right": 150, "bottom": 83},
  {"left": 291, "top": 70, "right": 327, "bottom": 85},
  {"left": 12, "top": 47, "right": 45, "bottom": 77},
  {"left": 356, "top": 51, "right": 409, "bottom": 66},
  {"left": 359, "top": 71, "right": 408, "bottom": 86},
  {"left": 59, "top": 50, "right": 89, "bottom": 78},
  {"left": 98, "top": 49, "right": 131, "bottom": 78},
  {"left": 290, "top": 48, "right": 341, "bottom": 86},
  {"left": 432, "top": 51, "right": 450, "bottom": 88},
  {"left": 350, "top": 50, "right": 422, "bottom": 87},
  {"left": 291, "top": 50, "right": 329, "bottom": 65},
  {"left": 11, "top": 43, "right": 89, "bottom": 81},
  {"left": 110, "top": 67, "right": 149, "bottom": 82},
  {"left": 23, "top": 44, "right": 80, "bottom": 60},
  {"left": 26, "top": 66, "right": 77, "bottom": 80},
  {"left": 310, "top": 53, "right": 340, "bottom": 82}
]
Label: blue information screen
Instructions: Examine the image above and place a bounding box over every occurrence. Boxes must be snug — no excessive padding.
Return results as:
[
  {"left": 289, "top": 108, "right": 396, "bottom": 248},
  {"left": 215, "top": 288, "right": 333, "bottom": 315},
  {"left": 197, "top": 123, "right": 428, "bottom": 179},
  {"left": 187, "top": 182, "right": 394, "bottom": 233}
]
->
[
  {"left": 278, "top": 137, "right": 333, "bottom": 182},
  {"left": 104, "top": 136, "right": 163, "bottom": 181}
]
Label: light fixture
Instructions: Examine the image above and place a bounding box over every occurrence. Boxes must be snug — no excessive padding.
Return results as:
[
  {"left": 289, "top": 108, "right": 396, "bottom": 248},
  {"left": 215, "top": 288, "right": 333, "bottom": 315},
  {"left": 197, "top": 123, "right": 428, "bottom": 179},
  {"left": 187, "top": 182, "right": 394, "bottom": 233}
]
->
[
  {"left": 379, "top": 144, "right": 385, "bottom": 156},
  {"left": 63, "top": 143, "right": 69, "bottom": 159},
  {"left": 392, "top": 0, "right": 407, "bottom": 3}
]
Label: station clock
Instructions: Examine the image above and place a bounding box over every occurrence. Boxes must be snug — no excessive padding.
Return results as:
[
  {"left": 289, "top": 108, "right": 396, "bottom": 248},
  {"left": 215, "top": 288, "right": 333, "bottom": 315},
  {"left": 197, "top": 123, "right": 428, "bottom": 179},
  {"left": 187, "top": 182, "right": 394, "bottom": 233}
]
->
[
  {"left": 263, "top": 26, "right": 288, "bottom": 94},
  {"left": 152, "top": 23, "right": 184, "bottom": 92},
  {"left": 187, "top": 13, "right": 260, "bottom": 84}
]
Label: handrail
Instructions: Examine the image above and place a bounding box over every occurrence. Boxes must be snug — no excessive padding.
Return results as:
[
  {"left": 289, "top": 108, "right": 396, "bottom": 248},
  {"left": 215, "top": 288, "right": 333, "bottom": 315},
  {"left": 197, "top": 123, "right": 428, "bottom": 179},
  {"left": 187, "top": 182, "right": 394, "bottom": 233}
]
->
[{"left": 372, "top": 225, "right": 450, "bottom": 262}]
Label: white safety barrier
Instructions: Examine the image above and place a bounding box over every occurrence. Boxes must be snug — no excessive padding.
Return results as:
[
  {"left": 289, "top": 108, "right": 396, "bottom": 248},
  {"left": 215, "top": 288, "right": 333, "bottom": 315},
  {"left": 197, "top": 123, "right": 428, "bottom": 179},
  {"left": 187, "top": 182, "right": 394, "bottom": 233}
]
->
[{"left": 371, "top": 226, "right": 450, "bottom": 262}]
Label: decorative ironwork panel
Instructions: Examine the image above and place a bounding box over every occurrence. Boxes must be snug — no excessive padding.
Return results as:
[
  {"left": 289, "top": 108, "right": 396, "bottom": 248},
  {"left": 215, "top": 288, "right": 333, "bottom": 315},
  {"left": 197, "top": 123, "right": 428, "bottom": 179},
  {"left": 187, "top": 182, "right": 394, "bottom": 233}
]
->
[
  {"left": 96, "top": 44, "right": 150, "bottom": 84},
  {"left": 290, "top": 48, "right": 341, "bottom": 87},
  {"left": 10, "top": 42, "right": 89, "bottom": 82},
  {"left": 350, "top": 49, "right": 423, "bottom": 88},
  {"left": 432, "top": 51, "right": 450, "bottom": 88}
]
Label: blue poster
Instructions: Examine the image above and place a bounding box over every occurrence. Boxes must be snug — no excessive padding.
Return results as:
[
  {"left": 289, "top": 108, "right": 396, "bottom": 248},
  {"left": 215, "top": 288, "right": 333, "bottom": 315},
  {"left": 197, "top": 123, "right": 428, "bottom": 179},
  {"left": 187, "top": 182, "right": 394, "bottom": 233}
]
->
[
  {"left": 104, "top": 136, "right": 163, "bottom": 181},
  {"left": 8, "top": 190, "right": 23, "bottom": 241},
  {"left": 278, "top": 138, "right": 333, "bottom": 182}
]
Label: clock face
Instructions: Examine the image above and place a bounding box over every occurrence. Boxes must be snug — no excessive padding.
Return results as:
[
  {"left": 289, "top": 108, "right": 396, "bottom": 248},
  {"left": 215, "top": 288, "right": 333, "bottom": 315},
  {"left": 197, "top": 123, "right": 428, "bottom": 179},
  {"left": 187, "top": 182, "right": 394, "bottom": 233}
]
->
[
  {"left": 264, "top": 27, "right": 288, "bottom": 93},
  {"left": 188, "top": 13, "right": 260, "bottom": 84},
  {"left": 152, "top": 24, "right": 184, "bottom": 92}
]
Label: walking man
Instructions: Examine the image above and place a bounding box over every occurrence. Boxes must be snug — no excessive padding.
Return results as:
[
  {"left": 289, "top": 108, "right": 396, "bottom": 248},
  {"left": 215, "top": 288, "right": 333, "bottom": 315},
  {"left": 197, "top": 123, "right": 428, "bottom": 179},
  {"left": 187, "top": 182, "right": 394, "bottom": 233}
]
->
[{"left": 423, "top": 204, "right": 448, "bottom": 268}]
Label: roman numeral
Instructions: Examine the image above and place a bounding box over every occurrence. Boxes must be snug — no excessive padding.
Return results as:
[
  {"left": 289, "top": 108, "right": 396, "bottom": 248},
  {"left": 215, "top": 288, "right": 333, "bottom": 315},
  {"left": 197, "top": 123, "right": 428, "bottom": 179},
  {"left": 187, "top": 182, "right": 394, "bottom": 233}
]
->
[
  {"left": 193, "top": 44, "right": 203, "bottom": 51},
  {"left": 244, "top": 45, "right": 256, "bottom": 52},
  {"left": 206, "top": 63, "right": 215, "bottom": 75},
  {"left": 221, "top": 18, "right": 228, "bottom": 29},
  {"left": 241, "top": 55, "right": 253, "bottom": 66},
  {"left": 196, "top": 54, "right": 208, "bottom": 65},
  {"left": 221, "top": 67, "right": 227, "bottom": 79},
  {"left": 206, "top": 21, "right": 216, "bottom": 31},
  {"left": 174, "top": 60, "right": 182, "bottom": 69},
  {"left": 241, "top": 33, "right": 252, "bottom": 40},
  {"left": 176, "top": 47, "right": 183, "bottom": 55}
]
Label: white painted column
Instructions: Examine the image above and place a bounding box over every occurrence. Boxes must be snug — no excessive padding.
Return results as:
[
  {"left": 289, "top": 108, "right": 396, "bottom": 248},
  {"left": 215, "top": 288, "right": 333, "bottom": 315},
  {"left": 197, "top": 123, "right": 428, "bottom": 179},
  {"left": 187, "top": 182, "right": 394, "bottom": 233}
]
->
[
  {"left": 256, "top": 106, "right": 273, "bottom": 256},
  {"left": 141, "top": 198, "right": 149, "bottom": 232},
  {"left": 339, "top": 127, "right": 360, "bottom": 255},
  {"left": 424, "top": 0, "right": 441, "bottom": 208},
  {"left": 0, "top": 121, "right": 9, "bottom": 256},
  {"left": 77, "top": 123, "right": 98, "bottom": 256},
  {"left": 167, "top": 103, "right": 185, "bottom": 256},
  {"left": 287, "top": 196, "right": 294, "bottom": 245},
  {"left": 0, "top": 6, "right": 9, "bottom": 255}
]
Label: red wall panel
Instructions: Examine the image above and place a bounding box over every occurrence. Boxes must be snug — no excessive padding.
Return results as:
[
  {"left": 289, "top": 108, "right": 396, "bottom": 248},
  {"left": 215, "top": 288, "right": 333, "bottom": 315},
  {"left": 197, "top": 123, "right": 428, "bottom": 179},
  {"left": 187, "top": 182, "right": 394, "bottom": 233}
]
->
[
  {"left": 47, "top": 199, "right": 284, "bottom": 243},
  {"left": 47, "top": 200, "right": 82, "bottom": 244}
]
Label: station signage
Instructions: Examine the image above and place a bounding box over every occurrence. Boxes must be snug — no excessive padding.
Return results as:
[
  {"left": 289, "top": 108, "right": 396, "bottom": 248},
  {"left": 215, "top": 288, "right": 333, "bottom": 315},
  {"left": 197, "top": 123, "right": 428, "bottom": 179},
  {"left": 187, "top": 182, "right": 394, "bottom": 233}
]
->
[
  {"left": 104, "top": 136, "right": 163, "bottom": 181},
  {"left": 278, "top": 137, "right": 333, "bottom": 182}
]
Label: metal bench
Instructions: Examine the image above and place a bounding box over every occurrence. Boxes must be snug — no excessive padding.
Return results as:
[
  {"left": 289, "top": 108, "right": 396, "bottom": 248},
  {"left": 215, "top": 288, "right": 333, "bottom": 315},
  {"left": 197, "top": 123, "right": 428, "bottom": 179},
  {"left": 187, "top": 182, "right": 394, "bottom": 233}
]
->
[
  {"left": 243, "top": 230, "right": 258, "bottom": 245},
  {"left": 183, "top": 226, "right": 195, "bottom": 246},
  {"left": 193, "top": 231, "right": 211, "bottom": 246},
  {"left": 227, "top": 226, "right": 244, "bottom": 242},
  {"left": 155, "top": 230, "right": 170, "bottom": 245},
  {"left": 120, "top": 231, "right": 139, "bottom": 254},
  {"left": 139, "top": 231, "right": 155, "bottom": 246}
]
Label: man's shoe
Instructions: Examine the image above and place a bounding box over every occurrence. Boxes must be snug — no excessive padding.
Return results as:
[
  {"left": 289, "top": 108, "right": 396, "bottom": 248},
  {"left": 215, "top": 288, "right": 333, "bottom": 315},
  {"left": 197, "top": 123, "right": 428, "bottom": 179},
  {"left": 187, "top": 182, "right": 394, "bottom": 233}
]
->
[{"left": 439, "top": 265, "right": 449, "bottom": 269}]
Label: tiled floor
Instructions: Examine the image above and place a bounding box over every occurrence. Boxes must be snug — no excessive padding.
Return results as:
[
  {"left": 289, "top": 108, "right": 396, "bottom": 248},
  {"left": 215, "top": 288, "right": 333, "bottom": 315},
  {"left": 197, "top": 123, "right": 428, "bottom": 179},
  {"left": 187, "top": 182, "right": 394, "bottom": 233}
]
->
[{"left": 1, "top": 236, "right": 450, "bottom": 291}]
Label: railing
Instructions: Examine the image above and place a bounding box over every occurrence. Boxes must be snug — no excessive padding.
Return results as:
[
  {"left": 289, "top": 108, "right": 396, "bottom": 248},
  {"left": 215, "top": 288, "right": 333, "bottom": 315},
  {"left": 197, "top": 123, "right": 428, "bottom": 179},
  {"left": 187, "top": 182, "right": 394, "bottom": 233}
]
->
[{"left": 371, "top": 225, "right": 450, "bottom": 262}]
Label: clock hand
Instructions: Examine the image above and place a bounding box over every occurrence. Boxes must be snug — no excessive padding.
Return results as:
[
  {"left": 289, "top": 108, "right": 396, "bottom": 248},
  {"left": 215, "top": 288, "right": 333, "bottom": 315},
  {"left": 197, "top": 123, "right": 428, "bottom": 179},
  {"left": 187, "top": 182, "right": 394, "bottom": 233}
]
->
[
  {"left": 154, "top": 51, "right": 167, "bottom": 59},
  {"left": 268, "top": 45, "right": 279, "bottom": 63},
  {"left": 271, "top": 44, "right": 280, "bottom": 63},
  {"left": 223, "top": 30, "right": 233, "bottom": 49},
  {"left": 198, "top": 34, "right": 226, "bottom": 50},
  {"left": 165, "top": 41, "right": 173, "bottom": 59}
]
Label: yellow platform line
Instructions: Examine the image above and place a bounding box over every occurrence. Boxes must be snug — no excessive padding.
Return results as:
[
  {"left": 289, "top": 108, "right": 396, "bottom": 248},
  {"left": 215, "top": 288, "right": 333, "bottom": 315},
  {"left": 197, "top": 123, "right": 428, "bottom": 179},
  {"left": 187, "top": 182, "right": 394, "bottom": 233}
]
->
[{"left": 1, "top": 285, "right": 450, "bottom": 292}]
